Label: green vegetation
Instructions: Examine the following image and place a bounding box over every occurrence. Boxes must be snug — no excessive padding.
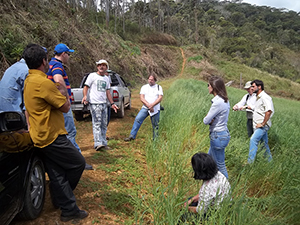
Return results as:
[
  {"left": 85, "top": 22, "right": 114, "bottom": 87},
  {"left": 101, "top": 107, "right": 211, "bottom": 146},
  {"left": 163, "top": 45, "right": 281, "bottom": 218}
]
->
[{"left": 129, "top": 79, "right": 300, "bottom": 224}]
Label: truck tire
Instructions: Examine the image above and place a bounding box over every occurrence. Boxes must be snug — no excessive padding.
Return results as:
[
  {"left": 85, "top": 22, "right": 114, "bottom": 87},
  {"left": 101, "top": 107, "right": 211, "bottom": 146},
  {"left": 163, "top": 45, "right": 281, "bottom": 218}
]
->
[
  {"left": 126, "top": 95, "right": 131, "bottom": 110},
  {"left": 74, "top": 112, "right": 84, "bottom": 121},
  {"left": 117, "top": 100, "right": 125, "bottom": 118}
]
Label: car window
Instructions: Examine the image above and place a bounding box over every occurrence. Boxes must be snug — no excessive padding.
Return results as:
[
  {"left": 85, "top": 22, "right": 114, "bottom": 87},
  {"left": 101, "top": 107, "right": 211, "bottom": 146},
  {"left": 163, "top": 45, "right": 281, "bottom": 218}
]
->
[
  {"left": 80, "top": 73, "right": 91, "bottom": 88},
  {"left": 119, "top": 76, "right": 127, "bottom": 87},
  {"left": 110, "top": 73, "right": 119, "bottom": 87}
]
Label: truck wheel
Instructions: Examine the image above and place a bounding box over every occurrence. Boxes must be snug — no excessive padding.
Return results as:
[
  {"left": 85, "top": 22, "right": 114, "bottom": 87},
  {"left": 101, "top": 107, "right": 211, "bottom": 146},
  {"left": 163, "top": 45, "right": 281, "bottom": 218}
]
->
[
  {"left": 126, "top": 95, "right": 131, "bottom": 110},
  {"left": 74, "top": 112, "right": 84, "bottom": 121},
  {"left": 18, "top": 157, "right": 45, "bottom": 220},
  {"left": 117, "top": 100, "right": 125, "bottom": 118}
]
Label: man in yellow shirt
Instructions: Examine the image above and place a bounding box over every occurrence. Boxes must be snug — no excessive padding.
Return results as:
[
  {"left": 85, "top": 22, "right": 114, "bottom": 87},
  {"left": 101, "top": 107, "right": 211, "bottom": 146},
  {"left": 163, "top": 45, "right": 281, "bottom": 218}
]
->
[{"left": 23, "top": 44, "right": 88, "bottom": 222}]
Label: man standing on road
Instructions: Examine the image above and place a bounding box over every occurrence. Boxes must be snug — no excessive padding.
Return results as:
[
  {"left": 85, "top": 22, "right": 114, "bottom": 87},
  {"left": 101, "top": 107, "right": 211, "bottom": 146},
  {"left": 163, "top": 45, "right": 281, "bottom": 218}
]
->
[
  {"left": 124, "top": 74, "right": 163, "bottom": 141},
  {"left": 47, "top": 43, "right": 93, "bottom": 170},
  {"left": 82, "top": 59, "right": 118, "bottom": 151},
  {"left": 248, "top": 79, "right": 274, "bottom": 163},
  {"left": 233, "top": 81, "right": 256, "bottom": 137},
  {"left": 23, "top": 44, "right": 88, "bottom": 222}
]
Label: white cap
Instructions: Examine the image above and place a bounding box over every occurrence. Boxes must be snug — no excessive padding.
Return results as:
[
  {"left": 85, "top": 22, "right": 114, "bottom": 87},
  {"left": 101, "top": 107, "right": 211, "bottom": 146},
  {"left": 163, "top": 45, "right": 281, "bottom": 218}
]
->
[
  {"left": 244, "top": 81, "right": 252, "bottom": 89},
  {"left": 96, "top": 59, "right": 109, "bottom": 69}
]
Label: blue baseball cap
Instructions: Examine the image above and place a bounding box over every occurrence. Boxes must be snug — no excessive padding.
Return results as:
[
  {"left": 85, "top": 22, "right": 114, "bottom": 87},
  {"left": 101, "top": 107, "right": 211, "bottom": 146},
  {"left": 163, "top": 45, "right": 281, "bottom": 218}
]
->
[{"left": 54, "top": 43, "right": 74, "bottom": 54}]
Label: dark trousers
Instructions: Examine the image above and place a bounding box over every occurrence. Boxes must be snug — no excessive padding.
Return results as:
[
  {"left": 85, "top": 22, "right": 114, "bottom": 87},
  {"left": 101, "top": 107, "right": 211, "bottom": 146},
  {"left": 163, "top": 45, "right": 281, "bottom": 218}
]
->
[
  {"left": 39, "top": 135, "right": 85, "bottom": 215},
  {"left": 107, "top": 105, "right": 111, "bottom": 126},
  {"left": 247, "top": 119, "right": 254, "bottom": 138}
]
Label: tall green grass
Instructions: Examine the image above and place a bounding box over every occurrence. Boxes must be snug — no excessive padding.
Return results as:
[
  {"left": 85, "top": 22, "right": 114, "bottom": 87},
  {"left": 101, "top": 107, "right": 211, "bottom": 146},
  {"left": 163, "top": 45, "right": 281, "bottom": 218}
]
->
[{"left": 132, "top": 79, "right": 300, "bottom": 224}]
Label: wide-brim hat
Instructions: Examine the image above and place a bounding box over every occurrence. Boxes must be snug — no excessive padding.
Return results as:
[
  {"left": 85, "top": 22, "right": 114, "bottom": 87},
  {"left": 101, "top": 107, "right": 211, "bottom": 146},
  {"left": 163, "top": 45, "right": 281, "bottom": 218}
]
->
[
  {"left": 244, "top": 81, "right": 252, "bottom": 89},
  {"left": 96, "top": 59, "right": 109, "bottom": 69}
]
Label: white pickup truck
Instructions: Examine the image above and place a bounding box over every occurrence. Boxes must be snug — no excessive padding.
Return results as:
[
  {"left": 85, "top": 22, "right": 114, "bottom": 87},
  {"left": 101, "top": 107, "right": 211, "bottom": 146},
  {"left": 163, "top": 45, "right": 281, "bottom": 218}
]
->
[{"left": 71, "top": 70, "right": 131, "bottom": 121}]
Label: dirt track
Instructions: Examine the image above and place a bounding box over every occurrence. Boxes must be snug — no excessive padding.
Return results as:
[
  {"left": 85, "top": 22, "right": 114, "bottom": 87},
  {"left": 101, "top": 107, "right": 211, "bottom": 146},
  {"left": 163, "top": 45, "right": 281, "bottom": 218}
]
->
[{"left": 12, "top": 89, "right": 146, "bottom": 225}]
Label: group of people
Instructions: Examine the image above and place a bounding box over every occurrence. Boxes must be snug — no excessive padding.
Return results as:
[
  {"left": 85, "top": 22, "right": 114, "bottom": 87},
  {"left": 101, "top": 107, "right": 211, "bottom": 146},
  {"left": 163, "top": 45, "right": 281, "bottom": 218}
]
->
[
  {"left": 183, "top": 76, "right": 274, "bottom": 222},
  {"left": 0, "top": 42, "right": 274, "bottom": 222},
  {"left": 0, "top": 44, "right": 89, "bottom": 221},
  {"left": 0, "top": 42, "right": 164, "bottom": 222}
]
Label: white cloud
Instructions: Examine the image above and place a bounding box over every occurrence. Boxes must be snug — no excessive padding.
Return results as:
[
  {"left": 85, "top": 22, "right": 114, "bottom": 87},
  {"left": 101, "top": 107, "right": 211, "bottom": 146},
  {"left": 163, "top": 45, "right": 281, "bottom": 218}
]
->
[{"left": 242, "top": 0, "right": 300, "bottom": 12}]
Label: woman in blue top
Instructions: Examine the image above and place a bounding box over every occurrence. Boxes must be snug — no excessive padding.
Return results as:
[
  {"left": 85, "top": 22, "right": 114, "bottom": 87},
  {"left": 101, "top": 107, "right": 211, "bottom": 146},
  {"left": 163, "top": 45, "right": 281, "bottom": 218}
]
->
[{"left": 203, "top": 76, "right": 230, "bottom": 179}]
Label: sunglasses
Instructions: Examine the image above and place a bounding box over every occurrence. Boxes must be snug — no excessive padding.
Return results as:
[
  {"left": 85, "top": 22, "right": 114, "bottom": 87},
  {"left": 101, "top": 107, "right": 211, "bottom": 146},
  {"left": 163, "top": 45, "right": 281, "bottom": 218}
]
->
[{"left": 65, "top": 52, "right": 70, "bottom": 56}]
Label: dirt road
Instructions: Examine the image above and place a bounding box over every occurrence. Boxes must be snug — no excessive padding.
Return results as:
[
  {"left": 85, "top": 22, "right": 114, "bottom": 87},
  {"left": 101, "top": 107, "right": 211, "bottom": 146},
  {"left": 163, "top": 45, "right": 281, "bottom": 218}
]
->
[{"left": 12, "top": 89, "right": 147, "bottom": 225}]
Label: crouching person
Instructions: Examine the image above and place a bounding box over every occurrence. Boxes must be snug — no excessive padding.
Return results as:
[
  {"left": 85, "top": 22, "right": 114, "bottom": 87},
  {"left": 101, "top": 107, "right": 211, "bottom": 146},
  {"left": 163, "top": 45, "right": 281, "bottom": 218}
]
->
[
  {"left": 180, "top": 152, "right": 231, "bottom": 223},
  {"left": 23, "top": 44, "right": 88, "bottom": 222}
]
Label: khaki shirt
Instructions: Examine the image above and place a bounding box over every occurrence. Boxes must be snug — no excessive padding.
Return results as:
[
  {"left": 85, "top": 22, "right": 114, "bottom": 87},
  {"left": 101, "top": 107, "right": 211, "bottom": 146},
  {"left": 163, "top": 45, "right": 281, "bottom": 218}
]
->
[
  {"left": 24, "top": 69, "right": 67, "bottom": 148},
  {"left": 253, "top": 91, "right": 274, "bottom": 128}
]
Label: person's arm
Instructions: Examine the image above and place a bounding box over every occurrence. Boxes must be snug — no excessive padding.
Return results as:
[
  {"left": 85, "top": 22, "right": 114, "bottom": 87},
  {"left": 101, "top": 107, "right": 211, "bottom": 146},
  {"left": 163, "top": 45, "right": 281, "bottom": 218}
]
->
[
  {"left": 53, "top": 74, "right": 66, "bottom": 87},
  {"left": 106, "top": 89, "right": 119, "bottom": 113},
  {"left": 55, "top": 83, "right": 70, "bottom": 113},
  {"left": 203, "top": 102, "right": 219, "bottom": 125},
  {"left": 256, "top": 110, "right": 272, "bottom": 128},
  {"left": 59, "top": 98, "right": 71, "bottom": 113},
  {"left": 148, "top": 95, "right": 163, "bottom": 111},
  {"left": 25, "top": 110, "right": 30, "bottom": 130},
  {"left": 82, "top": 85, "right": 89, "bottom": 105},
  {"left": 183, "top": 194, "right": 199, "bottom": 214},
  {"left": 140, "top": 94, "right": 150, "bottom": 108},
  {"left": 233, "top": 94, "right": 247, "bottom": 111}
]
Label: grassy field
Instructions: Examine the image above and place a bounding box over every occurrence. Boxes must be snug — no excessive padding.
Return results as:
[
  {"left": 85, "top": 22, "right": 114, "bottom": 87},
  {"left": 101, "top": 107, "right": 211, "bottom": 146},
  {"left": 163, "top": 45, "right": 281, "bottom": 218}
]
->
[{"left": 129, "top": 79, "right": 300, "bottom": 224}]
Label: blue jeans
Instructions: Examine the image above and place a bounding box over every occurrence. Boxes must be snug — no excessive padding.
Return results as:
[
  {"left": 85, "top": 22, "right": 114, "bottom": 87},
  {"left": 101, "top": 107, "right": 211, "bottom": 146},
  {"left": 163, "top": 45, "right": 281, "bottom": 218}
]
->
[
  {"left": 130, "top": 108, "right": 160, "bottom": 140},
  {"left": 248, "top": 126, "right": 272, "bottom": 163},
  {"left": 90, "top": 104, "right": 108, "bottom": 148},
  {"left": 64, "top": 108, "right": 81, "bottom": 153},
  {"left": 208, "top": 130, "right": 230, "bottom": 179}
]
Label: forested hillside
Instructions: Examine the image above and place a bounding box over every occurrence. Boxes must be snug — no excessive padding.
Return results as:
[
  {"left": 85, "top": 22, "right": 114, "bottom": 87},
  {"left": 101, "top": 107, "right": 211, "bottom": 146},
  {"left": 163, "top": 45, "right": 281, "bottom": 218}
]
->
[{"left": 1, "top": 0, "right": 300, "bottom": 86}]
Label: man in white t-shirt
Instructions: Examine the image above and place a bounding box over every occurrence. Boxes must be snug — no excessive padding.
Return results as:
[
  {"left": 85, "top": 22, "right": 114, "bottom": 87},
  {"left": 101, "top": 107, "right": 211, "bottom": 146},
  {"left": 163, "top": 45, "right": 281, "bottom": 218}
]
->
[
  {"left": 124, "top": 74, "right": 163, "bottom": 141},
  {"left": 82, "top": 60, "right": 118, "bottom": 151},
  {"left": 233, "top": 81, "right": 256, "bottom": 137}
]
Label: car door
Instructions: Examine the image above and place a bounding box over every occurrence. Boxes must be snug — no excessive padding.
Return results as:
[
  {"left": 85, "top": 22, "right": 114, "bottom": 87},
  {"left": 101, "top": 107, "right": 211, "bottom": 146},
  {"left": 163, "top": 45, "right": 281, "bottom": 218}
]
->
[
  {"left": 0, "top": 151, "right": 23, "bottom": 225},
  {"left": 116, "top": 74, "right": 130, "bottom": 104}
]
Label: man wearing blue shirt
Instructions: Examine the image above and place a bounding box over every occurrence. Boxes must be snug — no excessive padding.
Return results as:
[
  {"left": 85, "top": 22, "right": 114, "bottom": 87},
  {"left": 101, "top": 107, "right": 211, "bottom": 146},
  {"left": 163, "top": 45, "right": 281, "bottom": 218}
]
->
[{"left": 0, "top": 49, "right": 29, "bottom": 112}]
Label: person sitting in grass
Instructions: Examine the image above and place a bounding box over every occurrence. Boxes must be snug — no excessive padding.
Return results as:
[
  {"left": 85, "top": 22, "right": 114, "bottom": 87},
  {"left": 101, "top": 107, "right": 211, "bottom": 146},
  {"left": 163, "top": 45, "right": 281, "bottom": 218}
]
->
[{"left": 181, "top": 152, "right": 231, "bottom": 222}]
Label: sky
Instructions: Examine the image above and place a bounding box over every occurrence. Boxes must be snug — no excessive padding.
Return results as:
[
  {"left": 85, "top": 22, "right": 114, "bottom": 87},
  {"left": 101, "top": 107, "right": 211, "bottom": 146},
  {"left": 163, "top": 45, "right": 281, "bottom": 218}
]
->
[{"left": 241, "top": 0, "right": 300, "bottom": 12}]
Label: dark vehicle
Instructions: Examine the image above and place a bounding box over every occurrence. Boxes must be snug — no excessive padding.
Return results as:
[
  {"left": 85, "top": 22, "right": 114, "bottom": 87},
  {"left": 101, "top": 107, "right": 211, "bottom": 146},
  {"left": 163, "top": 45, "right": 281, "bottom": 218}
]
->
[
  {"left": 0, "top": 111, "right": 45, "bottom": 225},
  {"left": 71, "top": 70, "right": 131, "bottom": 120}
]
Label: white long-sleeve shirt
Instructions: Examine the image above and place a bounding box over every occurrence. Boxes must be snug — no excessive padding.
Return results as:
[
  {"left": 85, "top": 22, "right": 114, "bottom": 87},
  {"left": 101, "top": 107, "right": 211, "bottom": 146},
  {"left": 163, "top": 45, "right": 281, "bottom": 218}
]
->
[{"left": 234, "top": 93, "right": 256, "bottom": 119}]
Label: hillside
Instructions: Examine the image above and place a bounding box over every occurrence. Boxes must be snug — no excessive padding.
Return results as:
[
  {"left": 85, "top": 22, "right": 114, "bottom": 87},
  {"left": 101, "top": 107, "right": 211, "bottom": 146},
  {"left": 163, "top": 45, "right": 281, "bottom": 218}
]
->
[
  {"left": 1, "top": 0, "right": 300, "bottom": 100},
  {"left": 0, "top": 0, "right": 181, "bottom": 87}
]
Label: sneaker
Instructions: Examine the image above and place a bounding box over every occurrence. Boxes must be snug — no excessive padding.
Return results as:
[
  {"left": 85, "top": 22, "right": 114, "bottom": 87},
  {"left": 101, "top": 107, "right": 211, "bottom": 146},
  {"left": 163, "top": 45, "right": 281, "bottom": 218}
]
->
[
  {"left": 103, "top": 146, "right": 112, "bottom": 150},
  {"left": 124, "top": 137, "right": 134, "bottom": 142},
  {"left": 85, "top": 163, "right": 93, "bottom": 170},
  {"left": 95, "top": 145, "right": 104, "bottom": 151},
  {"left": 60, "top": 210, "right": 89, "bottom": 222}
]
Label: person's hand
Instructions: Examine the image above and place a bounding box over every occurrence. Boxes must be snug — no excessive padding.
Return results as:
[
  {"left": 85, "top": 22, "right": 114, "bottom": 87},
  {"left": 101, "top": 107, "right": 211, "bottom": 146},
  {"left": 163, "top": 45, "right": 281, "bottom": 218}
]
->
[
  {"left": 82, "top": 96, "right": 88, "bottom": 105},
  {"left": 256, "top": 123, "right": 264, "bottom": 128},
  {"left": 232, "top": 105, "right": 238, "bottom": 111},
  {"left": 111, "top": 103, "right": 119, "bottom": 113}
]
